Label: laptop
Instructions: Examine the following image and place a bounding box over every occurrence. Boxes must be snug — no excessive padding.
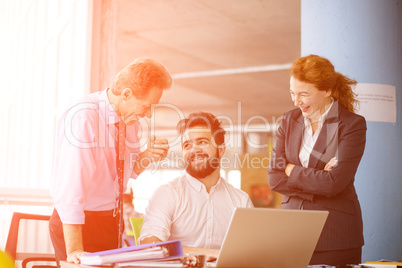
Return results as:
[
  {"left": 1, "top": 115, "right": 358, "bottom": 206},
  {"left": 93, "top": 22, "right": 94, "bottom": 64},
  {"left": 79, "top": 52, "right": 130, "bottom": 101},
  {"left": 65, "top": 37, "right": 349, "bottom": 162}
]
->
[{"left": 210, "top": 207, "right": 328, "bottom": 268}]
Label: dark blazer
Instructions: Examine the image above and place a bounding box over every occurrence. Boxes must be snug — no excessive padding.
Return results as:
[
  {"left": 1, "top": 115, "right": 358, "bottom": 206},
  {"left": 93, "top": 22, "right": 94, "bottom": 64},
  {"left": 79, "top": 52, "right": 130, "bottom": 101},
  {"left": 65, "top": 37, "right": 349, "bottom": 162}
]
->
[{"left": 268, "top": 101, "right": 366, "bottom": 251}]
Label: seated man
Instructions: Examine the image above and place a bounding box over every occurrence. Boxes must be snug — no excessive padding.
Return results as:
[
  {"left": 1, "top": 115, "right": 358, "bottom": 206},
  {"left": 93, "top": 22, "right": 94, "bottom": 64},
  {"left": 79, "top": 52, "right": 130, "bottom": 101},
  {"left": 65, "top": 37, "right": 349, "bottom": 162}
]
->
[{"left": 139, "top": 112, "right": 253, "bottom": 257}]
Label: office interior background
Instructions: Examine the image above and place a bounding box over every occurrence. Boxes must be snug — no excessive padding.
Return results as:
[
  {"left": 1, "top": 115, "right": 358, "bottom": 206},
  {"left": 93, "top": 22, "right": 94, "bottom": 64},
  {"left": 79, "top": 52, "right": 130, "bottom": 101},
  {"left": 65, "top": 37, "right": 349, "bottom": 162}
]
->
[{"left": 0, "top": 0, "right": 400, "bottom": 265}]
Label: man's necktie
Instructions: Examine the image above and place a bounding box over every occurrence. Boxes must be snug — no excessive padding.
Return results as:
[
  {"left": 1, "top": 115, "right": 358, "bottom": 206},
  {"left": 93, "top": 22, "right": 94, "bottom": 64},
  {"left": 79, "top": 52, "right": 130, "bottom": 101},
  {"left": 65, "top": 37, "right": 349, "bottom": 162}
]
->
[{"left": 116, "top": 120, "right": 126, "bottom": 248}]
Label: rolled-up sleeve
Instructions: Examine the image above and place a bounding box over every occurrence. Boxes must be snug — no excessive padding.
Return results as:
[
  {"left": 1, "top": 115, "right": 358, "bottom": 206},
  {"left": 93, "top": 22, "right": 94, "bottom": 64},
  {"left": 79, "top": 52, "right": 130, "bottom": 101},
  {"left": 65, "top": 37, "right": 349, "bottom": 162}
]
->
[
  {"left": 52, "top": 113, "right": 97, "bottom": 224},
  {"left": 139, "top": 185, "right": 177, "bottom": 242}
]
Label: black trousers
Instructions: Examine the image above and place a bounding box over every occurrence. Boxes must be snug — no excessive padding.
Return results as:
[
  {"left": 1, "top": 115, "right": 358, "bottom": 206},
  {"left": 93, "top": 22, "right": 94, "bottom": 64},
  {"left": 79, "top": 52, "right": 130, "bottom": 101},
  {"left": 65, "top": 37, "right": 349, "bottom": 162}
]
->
[
  {"left": 309, "top": 247, "right": 362, "bottom": 266},
  {"left": 49, "top": 208, "right": 119, "bottom": 267}
]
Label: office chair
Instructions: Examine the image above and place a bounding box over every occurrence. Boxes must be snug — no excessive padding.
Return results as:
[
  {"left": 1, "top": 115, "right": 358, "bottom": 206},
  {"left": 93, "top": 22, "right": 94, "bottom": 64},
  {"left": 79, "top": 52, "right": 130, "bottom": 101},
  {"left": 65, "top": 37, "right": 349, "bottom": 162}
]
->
[
  {"left": 5, "top": 212, "right": 57, "bottom": 268},
  {"left": 129, "top": 217, "right": 143, "bottom": 245}
]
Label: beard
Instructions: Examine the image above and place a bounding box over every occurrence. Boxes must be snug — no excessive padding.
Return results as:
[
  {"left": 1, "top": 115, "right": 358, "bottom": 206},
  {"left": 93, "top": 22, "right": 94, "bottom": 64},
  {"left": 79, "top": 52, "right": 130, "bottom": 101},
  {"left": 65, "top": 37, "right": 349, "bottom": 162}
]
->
[{"left": 185, "top": 151, "right": 221, "bottom": 179}]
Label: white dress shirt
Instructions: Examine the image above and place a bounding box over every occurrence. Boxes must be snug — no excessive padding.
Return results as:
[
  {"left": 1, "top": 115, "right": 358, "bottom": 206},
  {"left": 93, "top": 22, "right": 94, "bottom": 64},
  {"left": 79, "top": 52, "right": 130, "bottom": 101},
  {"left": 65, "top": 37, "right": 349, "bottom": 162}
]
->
[
  {"left": 139, "top": 173, "right": 254, "bottom": 249},
  {"left": 299, "top": 99, "right": 334, "bottom": 167},
  {"left": 51, "top": 89, "right": 140, "bottom": 224}
]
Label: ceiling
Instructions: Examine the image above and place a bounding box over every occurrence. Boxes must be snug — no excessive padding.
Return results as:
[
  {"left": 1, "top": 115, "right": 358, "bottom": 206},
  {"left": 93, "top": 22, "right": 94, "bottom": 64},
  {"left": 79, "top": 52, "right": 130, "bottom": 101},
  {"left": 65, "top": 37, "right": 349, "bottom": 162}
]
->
[{"left": 116, "top": 0, "right": 300, "bottom": 131}]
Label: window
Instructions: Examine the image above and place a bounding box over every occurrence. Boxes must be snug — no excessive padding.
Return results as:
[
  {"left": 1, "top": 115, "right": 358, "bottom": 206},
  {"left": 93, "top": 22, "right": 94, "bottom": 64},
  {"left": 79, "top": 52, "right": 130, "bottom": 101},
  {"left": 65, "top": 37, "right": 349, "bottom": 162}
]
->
[{"left": 0, "top": 0, "right": 92, "bottom": 248}]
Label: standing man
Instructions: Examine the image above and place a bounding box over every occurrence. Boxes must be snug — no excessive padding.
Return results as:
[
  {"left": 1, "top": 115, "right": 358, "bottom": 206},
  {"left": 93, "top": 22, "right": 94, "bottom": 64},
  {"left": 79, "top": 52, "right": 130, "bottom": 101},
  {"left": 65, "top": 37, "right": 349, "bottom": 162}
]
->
[
  {"left": 49, "top": 58, "right": 172, "bottom": 266},
  {"left": 139, "top": 112, "right": 253, "bottom": 257}
]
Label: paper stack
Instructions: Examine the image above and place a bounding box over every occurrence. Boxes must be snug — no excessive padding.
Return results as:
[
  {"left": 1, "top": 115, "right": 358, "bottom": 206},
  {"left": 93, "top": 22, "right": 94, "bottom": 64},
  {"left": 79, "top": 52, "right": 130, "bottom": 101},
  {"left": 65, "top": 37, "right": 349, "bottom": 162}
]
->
[{"left": 80, "top": 240, "right": 183, "bottom": 266}]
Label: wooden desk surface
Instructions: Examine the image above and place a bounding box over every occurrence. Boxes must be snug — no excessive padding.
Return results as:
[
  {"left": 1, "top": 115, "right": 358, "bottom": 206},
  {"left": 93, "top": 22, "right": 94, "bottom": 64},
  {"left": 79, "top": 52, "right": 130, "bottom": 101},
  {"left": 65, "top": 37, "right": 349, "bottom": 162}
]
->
[
  {"left": 60, "top": 261, "right": 104, "bottom": 268},
  {"left": 60, "top": 262, "right": 78, "bottom": 268}
]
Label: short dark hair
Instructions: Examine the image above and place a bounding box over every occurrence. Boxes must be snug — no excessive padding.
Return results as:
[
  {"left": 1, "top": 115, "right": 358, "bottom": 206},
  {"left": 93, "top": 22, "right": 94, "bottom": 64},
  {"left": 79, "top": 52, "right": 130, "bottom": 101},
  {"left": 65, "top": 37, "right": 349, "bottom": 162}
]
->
[{"left": 176, "top": 112, "right": 226, "bottom": 146}]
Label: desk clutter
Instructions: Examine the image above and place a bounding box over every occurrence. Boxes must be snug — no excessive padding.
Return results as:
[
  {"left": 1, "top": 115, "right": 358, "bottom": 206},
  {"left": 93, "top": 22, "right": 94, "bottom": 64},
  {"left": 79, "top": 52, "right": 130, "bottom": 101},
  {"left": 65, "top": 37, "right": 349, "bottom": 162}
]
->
[
  {"left": 307, "top": 261, "right": 402, "bottom": 268},
  {"left": 79, "top": 240, "right": 207, "bottom": 267},
  {"left": 80, "top": 240, "right": 183, "bottom": 266},
  {"left": 363, "top": 261, "right": 402, "bottom": 268}
]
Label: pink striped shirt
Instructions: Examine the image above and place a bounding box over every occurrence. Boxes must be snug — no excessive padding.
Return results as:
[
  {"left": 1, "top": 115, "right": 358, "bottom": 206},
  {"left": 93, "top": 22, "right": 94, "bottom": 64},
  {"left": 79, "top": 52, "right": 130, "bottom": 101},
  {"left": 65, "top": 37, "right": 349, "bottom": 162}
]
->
[{"left": 51, "top": 89, "right": 140, "bottom": 224}]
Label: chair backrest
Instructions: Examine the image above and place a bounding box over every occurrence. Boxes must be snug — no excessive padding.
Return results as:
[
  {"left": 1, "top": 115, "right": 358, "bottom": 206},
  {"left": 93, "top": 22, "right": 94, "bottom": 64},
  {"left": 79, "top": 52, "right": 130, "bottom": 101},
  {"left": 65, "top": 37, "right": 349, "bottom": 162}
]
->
[
  {"left": 129, "top": 217, "right": 143, "bottom": 245},
  {"left": 5, "top": 212, "right": 56, "bottom": 268}
]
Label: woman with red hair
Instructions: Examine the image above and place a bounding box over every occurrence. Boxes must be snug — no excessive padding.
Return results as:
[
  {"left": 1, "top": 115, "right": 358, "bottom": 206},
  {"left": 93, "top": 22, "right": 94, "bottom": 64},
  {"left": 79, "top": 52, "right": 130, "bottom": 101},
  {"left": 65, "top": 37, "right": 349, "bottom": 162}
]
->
[{"left": 269, "top": 54, "right": 366, "bottom": 265}]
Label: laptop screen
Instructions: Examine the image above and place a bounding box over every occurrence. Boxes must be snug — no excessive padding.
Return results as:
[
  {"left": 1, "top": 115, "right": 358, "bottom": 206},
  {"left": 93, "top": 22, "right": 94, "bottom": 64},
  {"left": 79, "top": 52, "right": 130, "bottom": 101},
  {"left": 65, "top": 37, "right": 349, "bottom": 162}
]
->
[{"left": 213, "top": 207, "right": 328, "bottom": 268}]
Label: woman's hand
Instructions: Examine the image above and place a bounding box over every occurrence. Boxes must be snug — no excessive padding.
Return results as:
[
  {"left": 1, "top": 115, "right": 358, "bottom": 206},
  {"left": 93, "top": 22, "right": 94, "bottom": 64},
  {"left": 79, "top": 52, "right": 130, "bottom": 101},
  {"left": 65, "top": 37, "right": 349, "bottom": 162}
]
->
[
  {"left": 285, "top": 157, "right": 337, "bottom": 176},
  {"left": 285, "top": 163, "right": 295, "bottom": 176},
  {"left": 324, "top": 157, "right": 338, "bottom": 171}
]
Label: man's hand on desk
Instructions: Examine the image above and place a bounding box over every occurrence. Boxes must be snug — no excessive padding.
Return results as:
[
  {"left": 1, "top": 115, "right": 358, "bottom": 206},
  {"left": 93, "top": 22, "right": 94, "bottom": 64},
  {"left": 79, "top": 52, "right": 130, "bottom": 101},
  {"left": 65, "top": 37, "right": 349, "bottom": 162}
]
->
[
  {"left": 140, "top": 237, "right": 219, "bottom": 262},
  {"left": 140, "top": 236, "right": 163, "bottom": 245},
  {"left": 183, "top": 246, "right": 219, "bottom": 262},
  {"left": 63, "top": 224, "right": 88, "bottom": 264},
  {"left": 67, "top": 250, "right": 87, "bottom": 264}
]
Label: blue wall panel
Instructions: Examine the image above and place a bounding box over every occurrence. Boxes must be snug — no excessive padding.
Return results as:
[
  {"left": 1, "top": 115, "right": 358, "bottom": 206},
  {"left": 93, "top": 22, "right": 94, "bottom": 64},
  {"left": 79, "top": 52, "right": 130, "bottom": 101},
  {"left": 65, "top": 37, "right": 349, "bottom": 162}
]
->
[{"left": 301, "top": 0, "right": 402, "bottom": 261}]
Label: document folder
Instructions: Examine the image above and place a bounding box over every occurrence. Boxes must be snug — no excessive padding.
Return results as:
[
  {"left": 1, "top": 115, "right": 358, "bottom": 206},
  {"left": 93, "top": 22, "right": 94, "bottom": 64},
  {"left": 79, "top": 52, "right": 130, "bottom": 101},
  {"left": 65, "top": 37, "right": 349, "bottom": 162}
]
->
[{"left": 80, "top": 240, "right": 183, "bottom": 265}]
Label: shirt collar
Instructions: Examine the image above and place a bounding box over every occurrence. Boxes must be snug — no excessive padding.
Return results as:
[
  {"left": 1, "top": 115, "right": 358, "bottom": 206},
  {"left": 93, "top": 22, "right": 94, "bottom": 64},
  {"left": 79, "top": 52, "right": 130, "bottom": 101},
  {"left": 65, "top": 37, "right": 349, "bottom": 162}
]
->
[
  {"left": 185, "top": 172, "right": 222, "bottom": 192},
  {"left": 100, "top": 88, "right": 120, "bottom": 125},
  {"left": 304, "top": 97, "right": 334, "bottom": 128}
]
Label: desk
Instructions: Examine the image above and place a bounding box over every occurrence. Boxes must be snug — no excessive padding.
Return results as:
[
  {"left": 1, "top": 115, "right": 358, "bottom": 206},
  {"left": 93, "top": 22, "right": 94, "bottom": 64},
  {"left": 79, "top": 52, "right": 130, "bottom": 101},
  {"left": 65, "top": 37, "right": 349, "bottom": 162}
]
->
[
  {"left": 60, "top": 261, "right": 313, "bottom": 268},
  {"left": 60, "top": 261, "right": 189, "bottom": 267},
  {"left": 60, "top": 261, "right": 99, "bottom": 268},
  {"left": 60, "top": 261, "right": 188, "bottom": 267}
]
